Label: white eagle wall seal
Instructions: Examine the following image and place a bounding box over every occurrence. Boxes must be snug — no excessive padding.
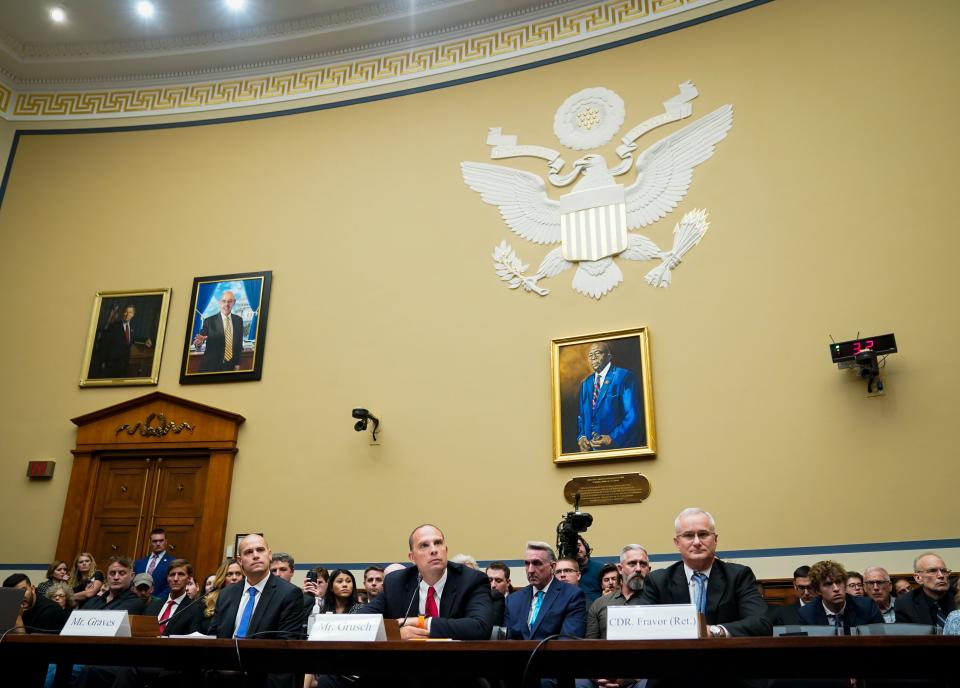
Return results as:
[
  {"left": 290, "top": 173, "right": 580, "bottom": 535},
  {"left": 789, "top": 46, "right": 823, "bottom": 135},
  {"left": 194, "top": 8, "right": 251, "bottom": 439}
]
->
[{"left": 461, "top": 82, "right": 733, "bottom": 298}]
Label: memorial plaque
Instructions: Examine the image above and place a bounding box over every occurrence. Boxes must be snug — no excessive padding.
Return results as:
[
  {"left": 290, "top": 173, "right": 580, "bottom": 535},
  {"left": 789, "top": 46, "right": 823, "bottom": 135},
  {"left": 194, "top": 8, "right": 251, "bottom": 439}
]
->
[{"left": 564, "top": 473, "right": 650, "bottom": 506}]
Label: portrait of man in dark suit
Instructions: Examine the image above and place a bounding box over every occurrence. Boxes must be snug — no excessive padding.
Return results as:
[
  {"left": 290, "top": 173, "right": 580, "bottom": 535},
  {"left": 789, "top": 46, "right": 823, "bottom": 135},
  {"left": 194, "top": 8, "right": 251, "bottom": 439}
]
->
[
  {"left": 83, "top": 291, "right": 167, "bottom": 385},
  {"left": 193, "top": 290, "right": 245, "bottom": 372}
]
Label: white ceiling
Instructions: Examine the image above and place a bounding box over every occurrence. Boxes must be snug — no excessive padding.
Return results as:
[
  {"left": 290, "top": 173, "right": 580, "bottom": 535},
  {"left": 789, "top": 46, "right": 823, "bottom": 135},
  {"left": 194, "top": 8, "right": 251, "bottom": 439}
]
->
[{"left": 0, "top": 0, "right": 577, "bottom": 84}]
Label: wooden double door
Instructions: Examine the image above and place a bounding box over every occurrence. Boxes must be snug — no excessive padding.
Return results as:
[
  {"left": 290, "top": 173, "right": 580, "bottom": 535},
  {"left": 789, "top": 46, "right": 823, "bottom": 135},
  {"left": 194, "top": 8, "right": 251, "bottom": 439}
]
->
[{"left": 85, "top": 455, "right": 208, "bottom": 567}]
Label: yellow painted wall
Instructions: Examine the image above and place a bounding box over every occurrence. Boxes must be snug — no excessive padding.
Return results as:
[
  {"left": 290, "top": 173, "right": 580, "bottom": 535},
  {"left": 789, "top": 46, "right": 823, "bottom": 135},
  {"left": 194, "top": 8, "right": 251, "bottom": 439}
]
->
[{"left": 1, "top": 0, "right": 958, "bottom": 576}]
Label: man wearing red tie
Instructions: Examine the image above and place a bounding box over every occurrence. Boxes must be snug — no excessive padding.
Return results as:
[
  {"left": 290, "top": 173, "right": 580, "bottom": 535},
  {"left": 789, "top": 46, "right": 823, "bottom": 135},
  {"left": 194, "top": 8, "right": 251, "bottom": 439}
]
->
[
  {"left": 360, "top": 524, "right": 493, "bottom": 640},
  {"left": 144, "top": 559, "right": 203, "bottom": 636},
  {"left": 99, "top": 303, "right": 152, "bottom": 378}
]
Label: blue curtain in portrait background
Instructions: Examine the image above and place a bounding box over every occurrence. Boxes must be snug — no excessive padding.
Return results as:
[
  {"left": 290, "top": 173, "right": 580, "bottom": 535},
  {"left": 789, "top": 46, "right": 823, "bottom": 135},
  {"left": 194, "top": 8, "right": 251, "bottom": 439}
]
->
[
  {"left": 192, "top": 282, "right": 219, "bottom": 343},
  {"left": 244, "top": 278, "right": 262, "bottom": 341}
]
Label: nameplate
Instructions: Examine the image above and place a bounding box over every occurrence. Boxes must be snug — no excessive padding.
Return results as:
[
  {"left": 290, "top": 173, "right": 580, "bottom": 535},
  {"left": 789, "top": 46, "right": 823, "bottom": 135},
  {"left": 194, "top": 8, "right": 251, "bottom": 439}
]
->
[
  {"left": 606, "top": 604, "right": 699, "bottom": 640},
  {"left": 61, "top": 610, "right": 131, "bottom": 637},
  {"left": 308, "top": 614, "right": 386, "bottom": 641}
]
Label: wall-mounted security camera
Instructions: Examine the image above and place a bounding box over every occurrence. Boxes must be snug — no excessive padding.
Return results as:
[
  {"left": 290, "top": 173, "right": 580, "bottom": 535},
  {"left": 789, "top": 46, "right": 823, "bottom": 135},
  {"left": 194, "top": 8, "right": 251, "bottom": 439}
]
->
[
  {"left": 352, "top": 408, "right": 380, "bottom": 442},
  {"left": 829, "top": 333, "right": 897, "bottom": 394}
]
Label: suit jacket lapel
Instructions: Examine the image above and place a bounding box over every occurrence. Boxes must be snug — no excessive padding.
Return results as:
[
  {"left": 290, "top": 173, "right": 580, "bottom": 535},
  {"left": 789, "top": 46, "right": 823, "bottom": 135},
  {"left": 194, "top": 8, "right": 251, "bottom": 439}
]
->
[
  {"left": 595, "top": 368, "right": 616, "bottom": 407},
  {"left": 221, "top": 585, "right": 242, "bottom": 636},
  {"left": 249, "top": 576, "right": 276, "bottom": 636},
  {"left": 669, "top": 563, "right": 691, "bottom": 604},
  {"left": 531, "top": 583, "right": 560, "bottom": 635},
  {"left": 705, "top": 561, "right": 726, "bottom": 616},
  {"left": 438, "top": 566, "right": 458, "bottom": 618}
]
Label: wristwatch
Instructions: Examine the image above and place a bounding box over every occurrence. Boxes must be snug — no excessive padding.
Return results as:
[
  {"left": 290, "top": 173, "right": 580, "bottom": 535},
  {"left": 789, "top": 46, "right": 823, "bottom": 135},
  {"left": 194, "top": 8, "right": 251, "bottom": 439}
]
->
[{"left": 707, "top": 625, "right": 725, "bottom": 638}]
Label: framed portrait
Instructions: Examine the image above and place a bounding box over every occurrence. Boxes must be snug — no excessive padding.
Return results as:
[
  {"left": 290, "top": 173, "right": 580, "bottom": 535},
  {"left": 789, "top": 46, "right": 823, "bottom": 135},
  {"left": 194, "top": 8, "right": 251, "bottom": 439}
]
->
[
  {"left": 551, "top": 327, "right": 657, "bottom": 464},
  {"left": 79, "top": 288, "right": 172, "bottom": 387},
  {"left": 179, "top": 270, "right": 273, "bottom": 384}
]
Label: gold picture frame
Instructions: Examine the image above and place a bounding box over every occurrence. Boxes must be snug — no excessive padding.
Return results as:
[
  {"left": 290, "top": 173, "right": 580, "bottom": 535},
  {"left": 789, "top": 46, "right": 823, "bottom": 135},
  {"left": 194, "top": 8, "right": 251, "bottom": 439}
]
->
[
  {"left": 551, "top": 327, "right": 657, "bottom": 464},
  {"left": 79, "top": 288, "right": 172, "bottom": 387}
]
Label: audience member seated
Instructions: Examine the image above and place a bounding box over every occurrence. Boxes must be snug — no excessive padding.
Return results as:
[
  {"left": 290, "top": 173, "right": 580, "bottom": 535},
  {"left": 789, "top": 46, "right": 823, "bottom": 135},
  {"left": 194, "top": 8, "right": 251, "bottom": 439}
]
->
[
  {"left": 586, "top": 544, "right": 650, "bottom": 639},
  {"left": 576, "top": 535, "right": 604, "bottom": 605},
  {"left": 132, "top": 572, "right": 158, "bottom": 605},
  {"left": 133, "top": 527, "right": 175, "bottom": 599},
  {"left": 767, "top": 565, "right": 814, "bottom": 626},
  {"left": 184, "top": 576, "right": 200, "bottom": 600},
  {"left": 579, "top": 546, "right": 650, "bottom": 688},
  {"left": 943, "top": 588, "right": 960, "bottom": 635},
  {"left": 270, "top": 552, "right": 296, "bottom": 582},
  {"left": 555, "top": 557, "right": 582, "bottom": 585},
  {"left": 45, "top": 581, "right": 73, "bottom": 610},
  {"left": 894, "top": 578, "right": 914, "bottom": 597},
  {"left": 845, "top": 571, "right": 865, "bottom": 597},
  {"left": 363, "top": 566, "right": 385, "bottom": 600},
  {"left": 323, "top": 569, "right": 362, "bottom": 614},
  {"left": 505, "top": 541, "right": 586, "bottom": 640},
  {"left": 452, "top": 554, "right": 480, "bottom": 570},
  {"left": 599, "top": 563, "right": 621, "bottom": 595},
  {"left": 895, "top": 552, "right": 955, "bottom": 629},
  {"left": 640, "top": 507, "right": 771, "bottom": 637},
  {"left": 200, "top": 559, "right": 244, "bottom": 634},
  {"left": 486, "top": 561, "right": 513, "bottom": 596},
  {"left": 83, "top": 556, "right": 147, "bottom": 614},
  {"left": 862, "top": 566, "right": 896, "bottom": 623},
  {"left": 302, "top": 566, "right": 329, "bottom": 613},
  {"left": 36, "top": 560, "right": 70, "bottom": 599},
  {"left": 203, "top": 572, "right": 217, "bottom": 596},
  {"left": 69, "top": 552, "right": 104, "bottom": 606},
  {"left": 798, "top": 560, "right": 882, "bottom": 634},
  {"left": 2, "top": 572, "right": 68, "bottom": 633}
]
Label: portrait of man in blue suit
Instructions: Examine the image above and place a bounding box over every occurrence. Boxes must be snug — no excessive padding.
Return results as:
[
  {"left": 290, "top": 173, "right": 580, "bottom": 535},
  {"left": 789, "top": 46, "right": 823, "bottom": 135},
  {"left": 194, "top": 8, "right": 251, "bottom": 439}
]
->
[{"left": 576, "top": 341, "right": 644, "bottom": 451}]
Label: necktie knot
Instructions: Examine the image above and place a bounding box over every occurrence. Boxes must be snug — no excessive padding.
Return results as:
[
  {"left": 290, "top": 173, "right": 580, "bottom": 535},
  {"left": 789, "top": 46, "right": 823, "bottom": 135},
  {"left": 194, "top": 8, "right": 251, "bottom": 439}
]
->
[{"left": 692, "top": 572, "right": 708, "bottom": 613}]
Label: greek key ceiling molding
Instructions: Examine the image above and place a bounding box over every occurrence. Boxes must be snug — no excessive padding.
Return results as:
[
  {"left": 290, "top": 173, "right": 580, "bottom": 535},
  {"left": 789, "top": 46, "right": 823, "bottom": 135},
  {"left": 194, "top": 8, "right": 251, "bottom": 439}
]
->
[{"left": 1, "top": 0, "right": 720, "bottom": 121}]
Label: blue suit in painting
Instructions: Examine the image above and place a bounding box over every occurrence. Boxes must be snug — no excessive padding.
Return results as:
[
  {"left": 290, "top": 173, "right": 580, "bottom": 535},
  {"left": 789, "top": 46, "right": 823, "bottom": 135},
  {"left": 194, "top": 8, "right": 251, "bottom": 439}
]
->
[{"left": 577, "top": 365, "right": 643, "bottom": 449}]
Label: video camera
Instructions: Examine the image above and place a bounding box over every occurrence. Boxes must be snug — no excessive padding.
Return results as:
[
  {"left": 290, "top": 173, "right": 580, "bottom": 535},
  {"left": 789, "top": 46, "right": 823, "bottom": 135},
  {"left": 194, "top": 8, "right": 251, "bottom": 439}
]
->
[{"left": 556, "top": 492, "right": 593, "bottom": 561}]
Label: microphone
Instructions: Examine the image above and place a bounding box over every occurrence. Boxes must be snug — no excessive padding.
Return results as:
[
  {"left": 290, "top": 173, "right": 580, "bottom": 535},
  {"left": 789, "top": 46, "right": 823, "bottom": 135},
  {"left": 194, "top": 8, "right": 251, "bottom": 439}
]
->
[
  {"left": 398, "top": 574, "right": 423, "bottom": 628},
  {"left": 157, "top": 591, "right": 208, "bottom": 635}
]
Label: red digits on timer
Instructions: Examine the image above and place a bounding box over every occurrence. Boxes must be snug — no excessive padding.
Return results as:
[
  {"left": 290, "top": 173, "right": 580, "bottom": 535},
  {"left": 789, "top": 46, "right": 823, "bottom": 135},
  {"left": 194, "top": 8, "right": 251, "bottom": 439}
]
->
[{"left": 852, "top": 340, "right": 874, "bottom": 355}]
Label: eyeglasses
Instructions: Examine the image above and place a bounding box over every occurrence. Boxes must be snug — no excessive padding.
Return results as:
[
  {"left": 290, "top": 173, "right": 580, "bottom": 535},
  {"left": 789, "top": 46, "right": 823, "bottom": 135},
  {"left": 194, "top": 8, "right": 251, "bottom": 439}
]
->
[
  {"left": 864, "top": 580, "right": 890, "bottom": 587},
  {"left": 555, "top": 568, "right": 578, "bottom": 575},
  {"left": 795, "top": 584, "right": 815, "bottom": 592},
  {"left": 846, "top": 582, "right": 864, "bottom": 590},
  {"left": 678, "top": 531, "right": 716, "bottom": 542},
  {"left": 916, "top": 568, "right": 951, "bottom": 576}
]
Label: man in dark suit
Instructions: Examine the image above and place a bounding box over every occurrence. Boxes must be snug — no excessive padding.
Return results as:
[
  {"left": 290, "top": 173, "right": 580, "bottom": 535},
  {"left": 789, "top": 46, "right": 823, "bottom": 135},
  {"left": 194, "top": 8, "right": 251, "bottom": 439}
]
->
[
  {"left": 798, "top": 560, "right": 883, "bottom": 633},
  {"left": 640, "top": 507, "right": 771, "bottom": 637},
  {"left": 360, "top": 524, "right": 493, "bottom": 640},
  {"left": 576, "top": 342, "right": 643, "bottom": 452},
  {"left": 895, "top": 552, "right": 955, "bottom": 628},
  {"left": 134, "top": 527, "right": 174, "bottom": 598},
  {"left": 83, "top": 556, "right": 147, "bottom": 614},
  {"left": 97, "top": 303, "right": 153, "bottom": 378},
  {"left": 767, "top": 565, "right": 815, "bottom": 627},
  {"left": 504, "top": 541, "right": 586, "bottom": 640},
  {"left": 194, "top": 290, "right": 245, "bottom": 372},
  {"left": 209, "top": 534, "right": 304, "bottom": 688}
]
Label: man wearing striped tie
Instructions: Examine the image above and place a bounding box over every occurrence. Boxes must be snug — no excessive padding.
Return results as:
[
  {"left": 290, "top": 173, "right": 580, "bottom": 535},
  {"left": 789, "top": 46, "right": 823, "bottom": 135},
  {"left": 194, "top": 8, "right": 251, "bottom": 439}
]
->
[
  {"left": 194, "top": 290, "right": 245, "bottom": 372},
  {"left": 640, "top": 508, "right": 771, "bottom": 638},
  {"left": 576, "top": 342, "right": 642, "bottom": 453}
]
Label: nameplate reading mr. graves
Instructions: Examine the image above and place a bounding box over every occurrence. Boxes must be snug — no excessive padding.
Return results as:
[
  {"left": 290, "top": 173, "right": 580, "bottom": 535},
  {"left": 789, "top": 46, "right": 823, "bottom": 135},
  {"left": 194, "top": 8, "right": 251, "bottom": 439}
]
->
[
  {"left": 308, "top": 614, "right": 386, "bottom": 641},
  {"left": 61, "top": 610, "right": 131, "bottom": 637},
  {"left": 606, "top": 604, "right": 698, "bottom": 640}
]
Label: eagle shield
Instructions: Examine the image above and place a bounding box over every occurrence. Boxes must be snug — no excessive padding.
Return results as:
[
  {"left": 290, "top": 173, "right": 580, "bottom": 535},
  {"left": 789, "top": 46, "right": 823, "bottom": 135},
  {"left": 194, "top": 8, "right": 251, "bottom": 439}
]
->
[{"left": 559, "top": 183, "right": 627, "bottom": 262}]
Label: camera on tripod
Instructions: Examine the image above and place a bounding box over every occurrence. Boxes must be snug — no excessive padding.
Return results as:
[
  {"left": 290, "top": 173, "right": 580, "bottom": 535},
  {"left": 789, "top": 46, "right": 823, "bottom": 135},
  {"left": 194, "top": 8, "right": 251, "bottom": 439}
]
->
[{"left": 556, "top": 492, "right": 593, "bottom": 561}]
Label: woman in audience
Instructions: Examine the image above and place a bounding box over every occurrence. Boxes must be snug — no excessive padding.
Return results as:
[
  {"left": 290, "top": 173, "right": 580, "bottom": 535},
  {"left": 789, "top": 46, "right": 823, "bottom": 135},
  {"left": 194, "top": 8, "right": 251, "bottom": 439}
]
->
[
  {"left": 323, "top": 569, "right": 361, "bottom": 614},
  {"left": 68, "top": 552, "right": 104, "bottom": 605},
  {"left": 944, "top": 589, "right": 960, "bottom": 635},
  {"left": 184, "top": 577, "right": 200, "bottom": 600},
  {"left": 45, "top": 582, "right": 74, "bottom": 610},
  {"left": 599, "top": 563, "right": 621, "bottom": 595},
  {"left": 200, "top": 560, "right": 245, "bottom": 634},
  {"left": 203, "top": 573, "right": 217, "bottom": 595},
  {"left": 36, "top": 560, "right": 70, "bottom": 598},
  {"left": 894, "top": 577, "right": 914, "bottom": 596}
]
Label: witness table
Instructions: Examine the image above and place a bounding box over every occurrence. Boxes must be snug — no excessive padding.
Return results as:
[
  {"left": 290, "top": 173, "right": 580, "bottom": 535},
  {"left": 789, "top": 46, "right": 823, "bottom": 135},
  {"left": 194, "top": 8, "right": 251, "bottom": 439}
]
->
[{"left": 4, "top": 635, "right": 959, "bottom": 686}]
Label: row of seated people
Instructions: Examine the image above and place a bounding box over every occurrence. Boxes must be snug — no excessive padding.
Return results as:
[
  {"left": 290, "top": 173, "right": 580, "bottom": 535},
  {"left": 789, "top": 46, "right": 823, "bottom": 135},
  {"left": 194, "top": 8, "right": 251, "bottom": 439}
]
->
[{"left": 4, "top": 509, "right": 958, "bottom": 688}]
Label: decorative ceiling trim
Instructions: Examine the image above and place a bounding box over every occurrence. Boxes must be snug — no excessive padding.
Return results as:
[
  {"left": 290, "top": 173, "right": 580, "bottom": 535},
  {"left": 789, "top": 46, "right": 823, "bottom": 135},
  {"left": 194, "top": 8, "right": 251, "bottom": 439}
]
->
[{"left": 1, "top": 0, "right": 720, "bottom": 121}]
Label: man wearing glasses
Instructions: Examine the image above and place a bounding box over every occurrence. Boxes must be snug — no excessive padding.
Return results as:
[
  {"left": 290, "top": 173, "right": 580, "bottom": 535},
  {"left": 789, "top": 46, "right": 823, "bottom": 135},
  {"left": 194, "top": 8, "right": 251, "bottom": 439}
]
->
[
  {"left": 895, "top": 552, "right": 956, "bottom": 628},
  {"left": 640, "top": 508, "right": 771, "bottom": 637},
  {"left": 767, "top": 565, "right": 815, "bottom": 626},
  {"left": 862, "top": 566, "right": 896, "bottom": 623}
]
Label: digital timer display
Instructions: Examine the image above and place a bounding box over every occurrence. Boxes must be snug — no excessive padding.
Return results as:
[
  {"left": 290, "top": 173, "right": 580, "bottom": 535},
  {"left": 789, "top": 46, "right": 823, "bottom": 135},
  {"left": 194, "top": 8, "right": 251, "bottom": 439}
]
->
[{"left": 830, "top": 333, "right": 897, "bottom": 363}]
